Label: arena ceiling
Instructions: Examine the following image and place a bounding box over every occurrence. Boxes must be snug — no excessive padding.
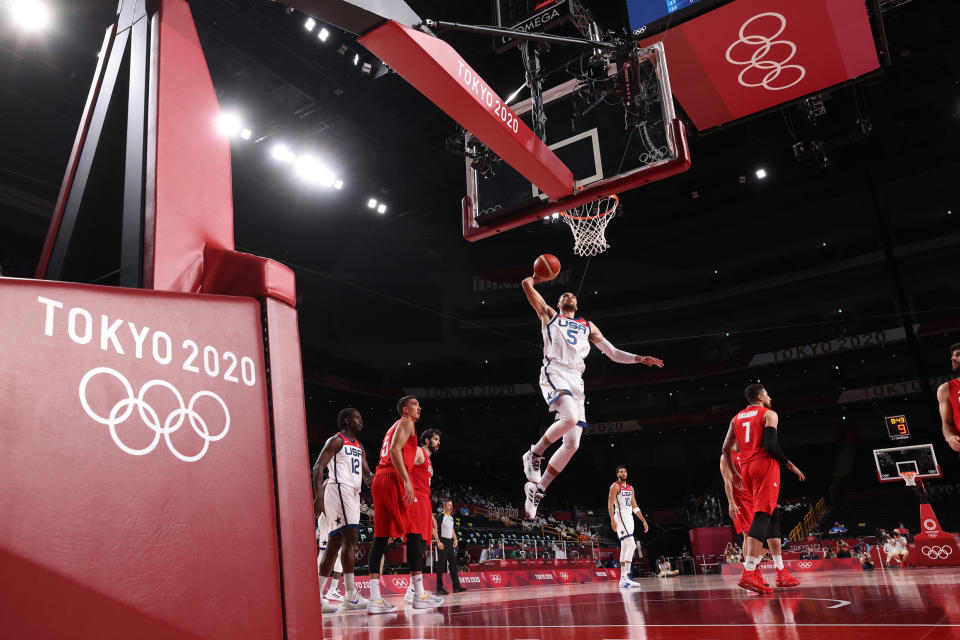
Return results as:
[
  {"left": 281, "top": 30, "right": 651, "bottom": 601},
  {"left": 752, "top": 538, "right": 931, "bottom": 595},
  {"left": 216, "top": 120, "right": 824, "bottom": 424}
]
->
[{"left": 0, "top": 0, "right": 957, "bottom": 387}]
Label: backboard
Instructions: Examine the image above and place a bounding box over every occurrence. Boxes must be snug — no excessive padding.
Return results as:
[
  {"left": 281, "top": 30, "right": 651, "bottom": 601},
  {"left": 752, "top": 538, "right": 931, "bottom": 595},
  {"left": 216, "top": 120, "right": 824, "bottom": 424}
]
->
[
  {"left": 462, "top": 41, "right": 690, "bottom": 242},
  {"left": 874, "top": 443, "right": 941, "bottom": 483}
]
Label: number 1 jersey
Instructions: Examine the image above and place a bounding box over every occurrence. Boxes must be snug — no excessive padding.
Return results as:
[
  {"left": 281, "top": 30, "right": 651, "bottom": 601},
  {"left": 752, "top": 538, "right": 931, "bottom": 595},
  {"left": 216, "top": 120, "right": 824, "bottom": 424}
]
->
[{"left": 732, "top": 405, "right": 772, "bottom": 466}]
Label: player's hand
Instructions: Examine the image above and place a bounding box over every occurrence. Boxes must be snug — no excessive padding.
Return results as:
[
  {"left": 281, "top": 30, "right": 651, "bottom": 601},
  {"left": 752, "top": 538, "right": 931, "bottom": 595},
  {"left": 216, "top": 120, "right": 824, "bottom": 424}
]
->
[
  {"left": 731, "top": 472, "right": 744, "bottom": 491},
  {"left": 314, "top": 496, "right": 324, "bottom": 518},
  {"left": 729, "top": 503, "right": 739, "bottom": 521},
  {"left": 611, "top": 519, "right": 618, "bottom": 533},
  {"left": 437, "top": 541, "right": 445, "bottom": 550},
  {"left": 403, "top": 479, "right": 415, "bottom": 504},
  {"left": 453, "top": 539, "right": 459, "bottom": 548},
  {"left": 530, "top": 274, "right": 553, "bottom": 284},
  {"left": 788, "top": 462, "right": 806, "bottom": 481},
  {"left": 642, "top": 521, "right": 649, "bottom": 533},
  {"left": 636, "top": 355, "right": 664, "bottom": 367},
  {"left": 946, "top": 435, "right": 960, "bottom": 453}
]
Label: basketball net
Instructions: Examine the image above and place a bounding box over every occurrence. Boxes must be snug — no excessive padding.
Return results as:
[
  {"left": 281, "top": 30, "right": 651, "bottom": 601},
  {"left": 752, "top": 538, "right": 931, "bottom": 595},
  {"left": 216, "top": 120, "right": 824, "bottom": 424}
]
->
[
  {"left": 560, "top": 194, "right": 619, "bottom": 257},
  {"left": 900, "top": 471, "right": 918, "bottom": 487}
]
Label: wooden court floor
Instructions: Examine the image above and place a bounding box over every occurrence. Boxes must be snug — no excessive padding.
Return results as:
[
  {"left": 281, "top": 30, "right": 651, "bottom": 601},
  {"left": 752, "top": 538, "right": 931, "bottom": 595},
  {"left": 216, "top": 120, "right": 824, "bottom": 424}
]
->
[{"left": 321, "top": 568, "right": 960, "bottom": 639}]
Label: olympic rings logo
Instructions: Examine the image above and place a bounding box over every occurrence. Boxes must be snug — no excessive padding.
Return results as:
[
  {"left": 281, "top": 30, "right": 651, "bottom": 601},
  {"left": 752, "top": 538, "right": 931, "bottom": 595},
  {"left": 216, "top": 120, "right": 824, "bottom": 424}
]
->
[
  {"left": 79, "top": 367, "right": 230, "bottom": 463},
  {"left": 392, "top": 577, "right": 408, "bottom": 588},
  {"left": 725, "top": 12, "right": 806, "bottom": 91},
  {"left": 923, "top": 518, "right": 938, "bottom": 531},
  {"left": 798, "top": 561, "right": 813, "bottom": 569},
  {"left": 559, "top": 572, "right": 569, "bottom": 580},
  {"left": 490, "top": 574, "right": 502, "bottom": 584},
  {"left": 921, "top": 545, "right": 953, "bottom": 560}
]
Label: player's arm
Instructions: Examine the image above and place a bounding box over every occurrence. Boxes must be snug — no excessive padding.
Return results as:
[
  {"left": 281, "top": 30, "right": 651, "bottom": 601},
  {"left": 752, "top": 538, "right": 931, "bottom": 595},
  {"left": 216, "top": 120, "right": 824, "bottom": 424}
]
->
[
  {"left": 359, "top": 443, "right": 374, "bottom": 487},
  {"left": 762, "top": 411, "right": 806, "bottom": 481},
  {"left": 588, "top": 322, "right": 664, "bottom": 367},
  {"left": 521, "top": 276, "right": 556, "bottom": 325},
  {"left": 720, "top": 419, "right": 742, "bottom": 490},
  {"left": 390, "top": 418, "right": 416, "bottom": 504},
  {"left": 630, "top": 493, "right": 650, "bottom": 533},
  {"left": 719, "top": 455, "right": 740, "bottom": 521},
  {"left": 415, "top": 446, "right": 425, "bottom": 465},
  {"left": 311, "top": 433, "right": 344, "bottom": 516},
  {"left": 607, "top": 484, "right": 619, "bottom": 532},
  {"left": 938, "top": 383, "right": 960, "bottom": 452}
]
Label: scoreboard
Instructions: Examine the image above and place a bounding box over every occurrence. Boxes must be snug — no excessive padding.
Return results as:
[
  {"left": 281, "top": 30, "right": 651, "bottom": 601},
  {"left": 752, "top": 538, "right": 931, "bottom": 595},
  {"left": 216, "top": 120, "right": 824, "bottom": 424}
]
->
[{"left": 885, "top": 415, "right": 910, "bottom": 441}]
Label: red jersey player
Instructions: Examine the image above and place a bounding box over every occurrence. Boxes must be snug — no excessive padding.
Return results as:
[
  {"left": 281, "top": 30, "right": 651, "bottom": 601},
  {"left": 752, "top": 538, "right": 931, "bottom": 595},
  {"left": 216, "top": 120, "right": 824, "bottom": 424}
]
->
[
  {"left": 366, "top": 396, "right": 440, "bottom": 613},
  {"left": 722, "top": 384, "right": 805, "bottom": 594},
  {"left": 938, "top": 343, "right": 960, "bottom": 454},
  {"left": 404, "top": 429, "right": 443, "bottom": 601}
]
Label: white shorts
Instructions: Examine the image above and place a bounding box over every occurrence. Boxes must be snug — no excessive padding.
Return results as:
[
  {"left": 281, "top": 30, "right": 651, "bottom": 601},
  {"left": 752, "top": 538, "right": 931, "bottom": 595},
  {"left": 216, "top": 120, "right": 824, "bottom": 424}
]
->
[
  {"left": 316, "top": 514, "right": 344, "bottom": 574},
  {"left": 539, "top": 365, "right": 586, "bottom": 425},
  {"left": 614, "top": 511, "right": 635, "bottom": 540},
  {"left": 323, "top": 481, "right": 361, "bottom": 535}
]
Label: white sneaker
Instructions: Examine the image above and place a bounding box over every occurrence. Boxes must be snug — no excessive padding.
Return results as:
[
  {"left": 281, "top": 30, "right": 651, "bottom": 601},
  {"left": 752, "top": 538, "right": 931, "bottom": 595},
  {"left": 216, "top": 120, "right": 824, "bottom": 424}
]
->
[
  {"left": 524, "top": 482, "right": 544, "bottom": 519},
  {"left": 403, "top": 586, "right": 414, "bottom": 604},
  {"left": 412, "top": 594, "right": 442, "bottom": 609},
  {"left": 367, "top": 599, "right": 398, "bottom": 615},
  {"left": 342, "top": 594, "right": 368, "bottom": 610},
  {"left": 619, "top": 579, "right": 641, "bottom": 589},
  {"left": 522, "top": 450, "right": 544, "bottom": 484},
  {"left": 322, "top": 601, "right": 340, "bottom": 614},
  {"left": 325, "top": 590, "right": 344, "bottom": 602}
]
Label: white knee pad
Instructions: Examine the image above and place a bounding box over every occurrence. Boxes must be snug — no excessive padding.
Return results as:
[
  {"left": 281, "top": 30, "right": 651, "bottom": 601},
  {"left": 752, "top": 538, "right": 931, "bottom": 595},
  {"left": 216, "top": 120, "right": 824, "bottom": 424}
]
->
[
  {"left": 620, "top": 536, "right": 637, "bottom": 564},
  {"left": 547, "top": 425, "right": 582, "bottom": 473},
  {"left": 543, "top": 395, "right": 579, "bottom": 444}
]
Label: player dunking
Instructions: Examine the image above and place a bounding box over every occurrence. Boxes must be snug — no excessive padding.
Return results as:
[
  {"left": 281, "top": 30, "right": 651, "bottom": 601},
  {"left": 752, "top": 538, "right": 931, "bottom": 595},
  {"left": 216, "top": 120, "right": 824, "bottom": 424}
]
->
[
  {"left": 937, "top": 343, "right": 960, "bottom": 454},
  {"left": 312, "top": 408, "right": 373, "bottom": 613},
  {"left": 520, "top": 275, "right": 664, "bottom": 519},
  {"left": 607, "top": 465, "right": 649, "bottom": 588},
  {"left": 722, "top": 384, "right": 805, "bottom": 594},
  {"left": 367, "top": 396, "right": 441, "bottom": 613}
]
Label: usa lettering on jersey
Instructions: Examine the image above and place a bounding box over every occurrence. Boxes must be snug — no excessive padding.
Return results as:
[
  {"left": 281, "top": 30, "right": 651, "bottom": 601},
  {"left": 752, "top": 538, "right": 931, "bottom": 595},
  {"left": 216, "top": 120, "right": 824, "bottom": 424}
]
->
[
  {"left": 615, "top": 483, "right": 633, "bottom": 513},
  {"left": 327, "top": 433, "right": 363, "bottom": 489},
  {"left": 543, "top": 314, "right": 591, "bottom": 372}
]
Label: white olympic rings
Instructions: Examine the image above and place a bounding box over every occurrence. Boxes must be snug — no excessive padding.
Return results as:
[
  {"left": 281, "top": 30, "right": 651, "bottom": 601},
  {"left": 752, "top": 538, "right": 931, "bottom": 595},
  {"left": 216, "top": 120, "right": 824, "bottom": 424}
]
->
[
  {"left": 79, "top": 367, "right": 230, "bottom": 463},
  {"left": 490, "top": 574, "right": 502, "bottom": 584},
  {"left": 797, "top": 561, "right": 813, "bottom": 569},
  {"left": 392, "top": 577, "right": 408, "bottom": 588},
  {"left": 725, "top": 12, "right": 806, "bottom": 91},
  {"left": 559, "top": 571, "right": 569, "bottom": 580},
  {"left": 921, "top": 545, "right": 954, "bottom": 560}
]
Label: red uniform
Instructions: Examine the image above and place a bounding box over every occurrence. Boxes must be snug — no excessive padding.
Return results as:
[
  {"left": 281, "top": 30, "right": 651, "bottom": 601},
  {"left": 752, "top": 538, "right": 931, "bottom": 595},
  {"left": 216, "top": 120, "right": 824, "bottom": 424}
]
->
[
  {"left": 949, "top": 379, "right": 960, "bottom": 431},
  {"left": 731, "top": 453, "right": 754, "bottom": 534},
  {"left": 732, "top": 405, "right": 780, "bottom": 516},
  {"left": 410, "top": 446, "right": 434, "bottom": 540},
  {"left": 371, "top": 420, "right": 418, "bottom": 538}
]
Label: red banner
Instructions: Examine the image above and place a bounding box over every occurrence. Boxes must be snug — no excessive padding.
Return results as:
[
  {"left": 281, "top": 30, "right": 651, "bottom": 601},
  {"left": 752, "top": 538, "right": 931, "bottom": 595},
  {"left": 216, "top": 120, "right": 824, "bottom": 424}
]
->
[
  {"left": 720, "top": 558, "right": 862, "bottom": 574},
  {"left": 913, "top": 504, "right": 960, "bottom": 567},
  {"left": 641, "top": 0, "right": 879, "bottom": 130}
]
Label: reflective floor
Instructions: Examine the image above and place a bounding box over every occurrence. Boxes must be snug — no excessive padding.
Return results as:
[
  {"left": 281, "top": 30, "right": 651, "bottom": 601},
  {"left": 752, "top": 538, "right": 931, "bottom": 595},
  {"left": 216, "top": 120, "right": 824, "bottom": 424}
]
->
[{"left": 322, "top": 569, "right": 960, "bottom": 639}]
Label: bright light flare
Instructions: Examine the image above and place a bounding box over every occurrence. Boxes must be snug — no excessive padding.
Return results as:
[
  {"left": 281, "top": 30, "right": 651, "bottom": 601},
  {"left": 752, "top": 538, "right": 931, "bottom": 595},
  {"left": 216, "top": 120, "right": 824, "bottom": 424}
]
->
[
  {"left": 377, "top": 204, "right": 386, "bottom": 214},
  {"left": 755, "top": 168, "right": 767, "bottom": 179},
  {"left": 271, "top": 143, "right": 296, "bottom": 164},
  {"left": 11, "top": 0, "right": 51, "bottom": 32},
  {"left": 216, "top": 112, "right": 242, "bottom": 137},
  {"left": 319, "top": 28, "right": 329, "bottom": 41},
  {"left": 367, "top": 198, "right": 378, "bottom": 209},
  {"left": 304, "top": 17, "right": 316, "bottom": 31}
]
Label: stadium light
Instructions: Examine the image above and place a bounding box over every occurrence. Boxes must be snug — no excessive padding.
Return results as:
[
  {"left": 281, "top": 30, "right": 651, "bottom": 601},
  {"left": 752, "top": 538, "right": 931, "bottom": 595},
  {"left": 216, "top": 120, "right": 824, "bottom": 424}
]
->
[
  {"left": 755, "top": 168, "right": 767, "bottom": 179},
  {"left": 240, "top": 128, "right": 252, "bottom": 140},
  {"left": 216, "top": 112, "right": 242, "bottom": 137},
  {"left": 319, "top": 28, "right": 329, "bottom": 41},
  {"left": 367, "top": 198, "right": 378, "bottom": 209},
  {"left": 304, "top": 17, "right": 316, "bottom": 31},
  {"left": 11, "top": 0, "right": 50, "bottom": 32},
  {"left": 377, "top": 203, "right": 386, "bottom": 214},
  {"left": 271, "top": 143, "right": 295, "bottom": 164},
  {"left": 333, "top": 179, "right": 344, "bottom": 190},
  {"left": 353, "top": 54, "right": 359, "bottom": 66}
]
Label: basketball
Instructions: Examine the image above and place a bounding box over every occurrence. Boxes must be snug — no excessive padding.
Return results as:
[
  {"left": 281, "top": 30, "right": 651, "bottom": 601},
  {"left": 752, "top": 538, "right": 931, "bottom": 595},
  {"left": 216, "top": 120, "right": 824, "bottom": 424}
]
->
[{"left": 533, "top": 254, "right": 561, "bottom": 280}]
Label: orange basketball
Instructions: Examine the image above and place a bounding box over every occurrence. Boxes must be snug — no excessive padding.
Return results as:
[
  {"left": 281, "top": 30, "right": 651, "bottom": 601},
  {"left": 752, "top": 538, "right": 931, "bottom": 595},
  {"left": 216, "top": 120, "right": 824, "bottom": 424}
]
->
[{"left": 533, "top": 254, "right": 561, "bottom": 279}]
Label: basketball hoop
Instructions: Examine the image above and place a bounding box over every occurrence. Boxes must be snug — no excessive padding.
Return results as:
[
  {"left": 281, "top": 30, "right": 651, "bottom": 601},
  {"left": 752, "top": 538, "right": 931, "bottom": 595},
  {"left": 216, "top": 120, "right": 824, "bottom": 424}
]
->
[
  {"left": 560, "top": 194, "right": 619, "bottom": 257},
  {"left": 900, "top": 471, "right": 918, "bottom": 487}
]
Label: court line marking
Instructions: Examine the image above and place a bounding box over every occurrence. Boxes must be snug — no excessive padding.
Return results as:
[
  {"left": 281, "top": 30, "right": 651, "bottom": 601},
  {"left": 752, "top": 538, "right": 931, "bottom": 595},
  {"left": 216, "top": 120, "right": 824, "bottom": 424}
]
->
[{"left": 328, "top": 623, "right": 960, "bottom": 629}]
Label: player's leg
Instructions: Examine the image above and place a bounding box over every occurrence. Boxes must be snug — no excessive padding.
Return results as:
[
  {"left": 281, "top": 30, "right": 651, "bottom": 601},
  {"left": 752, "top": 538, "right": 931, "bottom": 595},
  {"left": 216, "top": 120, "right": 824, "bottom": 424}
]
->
[
  {"left": 541, "top": 416, "right": 582, "bottom": 490},
  {"left": 407, "top": 532, "right": 441, "bottom": 608},
  {"left": 336, "top": 486, "right": 367, "bottom": 609},
  {"left": 766, "top": 510, "right": 798, "bottom": 587},
  {"left": 618, "top": 536, "right": 640, "bottom": 588},
  {"left": 367, "top": 473, "right": 400, "bottom": 614},
  {"left": 524, "top": 395, "right": 581, "bottom": 519},
  {"left": 523, "top": 378, "right": 579, "bottom": 482}
]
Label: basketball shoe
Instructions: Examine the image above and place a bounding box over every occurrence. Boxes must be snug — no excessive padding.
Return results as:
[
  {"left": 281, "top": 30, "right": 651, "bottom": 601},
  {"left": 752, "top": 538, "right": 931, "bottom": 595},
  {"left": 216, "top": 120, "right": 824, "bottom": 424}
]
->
[
  {"left": 325, "top": 589, "right": 344, "bottom": 603},
  {"left": 321, "top": 601, "right": 340, "bottom": 614},
  {"left": 412, "top": 593, "right": 443, "bottom": 609},
  {"left": 342, "top": 594, "right": 368, "bottom": 611},
  {"left": 737, "top": 568, "right": 772, "bottom": 594},
  {"left": 618, "top": 578, "right": 642, "bottom": 589},
  {"left": 367, "top": 599, "right": 398, "bottom": 614},
  {"left": 524, "top": 482, "right": 545, "bottom": 519},
  {"left": 522, "top": 450, "right": 544, "bottom": 484},
  {"left": 405, "top": 585, "right": 444, "bottom": 605},
  {"left": 775, "top": 568, "right": 800, "bottom": 587}
]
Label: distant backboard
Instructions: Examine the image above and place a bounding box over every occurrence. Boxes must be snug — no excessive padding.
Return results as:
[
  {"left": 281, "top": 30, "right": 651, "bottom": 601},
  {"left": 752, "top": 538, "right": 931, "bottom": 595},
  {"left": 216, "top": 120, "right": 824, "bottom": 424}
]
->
[
  {"left": 462, "top": 41, "right": 690, "bottom": 242},
  {"left": 874, "top": 444, "right": 941, "bottom": 482}
]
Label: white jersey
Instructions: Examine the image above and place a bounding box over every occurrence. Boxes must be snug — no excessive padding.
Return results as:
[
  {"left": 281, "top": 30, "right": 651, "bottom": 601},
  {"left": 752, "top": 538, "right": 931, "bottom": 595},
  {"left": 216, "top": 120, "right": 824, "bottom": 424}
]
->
[
  {"left": 542, "top": 312, "right": 591, "bottom": 374},
  {"left": 613, "top": 482, "right": 634, "bottom": 515},
  {"left": 324, "top": 432, "right": 364, "bottom": 491}
]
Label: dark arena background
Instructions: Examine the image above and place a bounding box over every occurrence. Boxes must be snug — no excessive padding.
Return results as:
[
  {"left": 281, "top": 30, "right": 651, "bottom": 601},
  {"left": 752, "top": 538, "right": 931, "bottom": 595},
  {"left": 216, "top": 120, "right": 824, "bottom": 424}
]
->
[{"left": 1, "top": 0, "right": 960, "bottom": 638}]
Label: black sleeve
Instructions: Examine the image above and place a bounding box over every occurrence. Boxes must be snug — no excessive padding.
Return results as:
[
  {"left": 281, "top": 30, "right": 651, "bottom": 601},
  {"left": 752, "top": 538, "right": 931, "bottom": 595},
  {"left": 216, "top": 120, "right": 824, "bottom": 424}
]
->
[{"left": 762, "top": 427, "right": 790, "bottom": 466}]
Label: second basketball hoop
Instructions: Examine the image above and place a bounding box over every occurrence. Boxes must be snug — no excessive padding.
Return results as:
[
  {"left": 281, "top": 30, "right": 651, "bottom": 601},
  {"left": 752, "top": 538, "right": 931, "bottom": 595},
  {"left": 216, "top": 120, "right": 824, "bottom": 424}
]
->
[{"left": 561, "top": 194, "right": 619, "bottom": 257}]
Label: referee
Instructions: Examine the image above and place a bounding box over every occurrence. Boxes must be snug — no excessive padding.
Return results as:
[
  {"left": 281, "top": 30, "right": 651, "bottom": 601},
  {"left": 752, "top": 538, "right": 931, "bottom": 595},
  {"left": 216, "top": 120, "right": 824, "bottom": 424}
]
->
[{"left": 434, "top": 500, "right": 465, "bottom": 594}]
